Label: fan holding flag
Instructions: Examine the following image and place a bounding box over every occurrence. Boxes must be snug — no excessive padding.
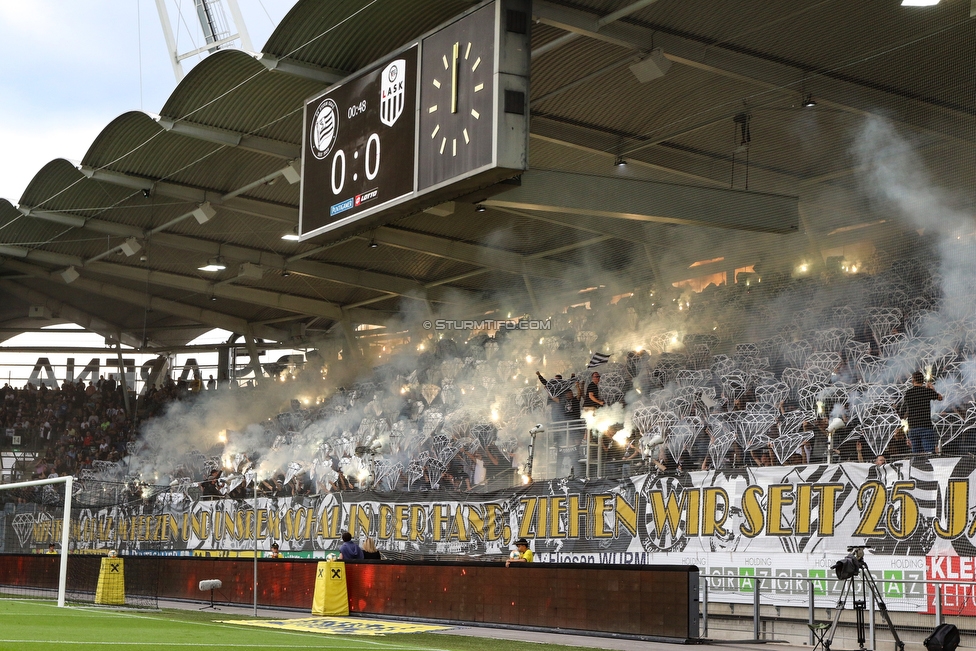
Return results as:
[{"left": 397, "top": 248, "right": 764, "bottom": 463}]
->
[
  {"left": 581, "top": 353, "right": 610, "bottom": 411},
  {"left": 536, "top": 370, "right": 575, "bottom": 420}
]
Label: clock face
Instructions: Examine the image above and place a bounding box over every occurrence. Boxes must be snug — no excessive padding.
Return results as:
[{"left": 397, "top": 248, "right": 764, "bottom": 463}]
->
[
  {"left": 300, "top": 46, "right": 419, "bottom": 238},
  {"left": 418, "top": 4, "right": 496, "bottom": 192}
]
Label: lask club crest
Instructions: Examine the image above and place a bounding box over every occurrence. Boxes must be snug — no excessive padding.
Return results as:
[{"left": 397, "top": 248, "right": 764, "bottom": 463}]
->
[{"left": 380, "top": 59, "right": 406, "bottom": 127}]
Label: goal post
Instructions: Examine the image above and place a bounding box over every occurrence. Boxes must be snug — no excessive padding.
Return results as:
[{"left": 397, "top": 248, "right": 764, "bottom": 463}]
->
[
  {"left": 0, "top": 476, "right": 162, "bottom": 609},
  {"left": 0, "top": 475, "right": 72, "bottom": 607}
]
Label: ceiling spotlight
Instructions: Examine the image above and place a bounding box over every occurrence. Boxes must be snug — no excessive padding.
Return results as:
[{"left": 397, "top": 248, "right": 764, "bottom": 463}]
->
[
  {"left": 211, "top": 295, "right": 217, "bottom": 301},
  {"left": 901, "top": 0, "right": 939, "bottom": 5},
  {"left": 281, "top": 270, "right": 291, "bottom": 277},
  {"left": 198, "top": 257, "right": 226, "bottom": 272},
  {"left": 801, "top": 94, "right": 817, "bottom": 108},
  {"left": 475, "top": 204, "right": 487, "bottom": 213},
  {"left": 614, "top": 156, "right": 627, "bottom": 167},
  {"left": 368, "top": 239, "right": 379, "bottom": 248},
  {"left": 142, "top": 188, "right": 152, "bottom": 199}
]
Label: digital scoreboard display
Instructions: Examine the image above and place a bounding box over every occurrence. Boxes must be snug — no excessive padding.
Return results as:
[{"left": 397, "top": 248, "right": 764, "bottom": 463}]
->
[
  {"left": 298, "top": 0, "right": 529, "bottom": 242},
  {"left": 300, "top": 46, "right": 418, "bottom": 238}
]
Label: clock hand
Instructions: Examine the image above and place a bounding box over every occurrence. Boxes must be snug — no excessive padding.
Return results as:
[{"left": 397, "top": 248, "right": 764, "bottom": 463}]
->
[{"left": 451, "top": 41, "right": 459, "bottom": 114}]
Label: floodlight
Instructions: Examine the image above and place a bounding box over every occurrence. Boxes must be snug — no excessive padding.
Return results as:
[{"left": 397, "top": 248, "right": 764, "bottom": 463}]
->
[
  {"left": 60, "top": 266, "right": 80, "bottom": 284},
  {"left": 238, "top": 262, "right": 263, "bottom": 280},
  {"left": 192, "top": 202, "right": 216, "bottom": 225},
  {"left": 120, "top": 237, "right": 142, "bottom": 257},
  {"left": 629, "top": 48, "right": 672, "bottom": 83},
  {"left": 281, "top": 161, "right": 302, "bottom": 184}
]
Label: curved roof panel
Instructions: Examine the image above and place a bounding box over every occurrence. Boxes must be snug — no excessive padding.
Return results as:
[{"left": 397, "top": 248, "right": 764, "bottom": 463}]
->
[
  {"left": 161, "top": 49, "right": 321, "bottom": 142},
  {"left": 265, "top": 0, "right": 471, "bottom": 71}
]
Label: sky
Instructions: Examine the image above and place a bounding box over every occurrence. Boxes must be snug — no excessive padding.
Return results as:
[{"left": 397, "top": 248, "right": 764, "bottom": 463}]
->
[{"left": 0, "top": 0, "right": 299, "bottom": 204}]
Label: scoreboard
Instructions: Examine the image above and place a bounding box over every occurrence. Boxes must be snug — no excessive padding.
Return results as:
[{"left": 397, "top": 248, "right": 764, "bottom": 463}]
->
[{"left": 299, "top": 0, "right": 530, "bottom": 241}]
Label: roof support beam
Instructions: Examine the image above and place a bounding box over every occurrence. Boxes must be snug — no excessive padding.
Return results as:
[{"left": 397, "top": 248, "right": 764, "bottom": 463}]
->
[
  {"left": 343, "top": 234, "right": 615, "bottom": 309},
  {"left": 29, "top": 169, "right": 623, "bottom": 288},
  {"left": 483, "top": 170, "right": 799, "bottom": 234},
  {"left": 53, "top": 168, "right": 599, "bottom": 284},
  {"left": 156, "top": 117, "right": 301, "bottom": 160},
  {"left": 367, "top": 226, "right": 594, "bottom": 280},
  {"left": 531, "top": 0, "right": 663, "bottom": 59},
  {"left": 8, "top": 211, "right": 481, "bottom": 305},
  {"left": 490, "top": 204, "right": 664, "bottom": 248},
  {"left": 0, "top": 244, "right": 388, "bottom": 325},
  {"left": 0, "top": 258, "right": 289, "bottom": 342},
  {"left": 532, "top": 0, "right": 976, "bottom": 144},
  {"left": 78, "top": 261, "right": 377, "bottom": 323},
  {"left": 530, "top": 117, "right": 801, "bottom": 193},
  {"left": 147, "top": 233, "right": 477, "bottom": 304},
  {"left": 78, "top": 167, "right": 298, "bottom": 223},
  {"left": 255, "top": 53, "right": 347, "bottom": 84},
  {"left": 531, "top": 115, "right": 740, "bottom": 187},
  {"left": 0, "top": 280, "right": 148, "bottom": 348}
]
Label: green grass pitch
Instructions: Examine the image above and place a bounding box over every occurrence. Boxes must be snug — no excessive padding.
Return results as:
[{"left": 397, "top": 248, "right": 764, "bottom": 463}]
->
[{"left": 0, "top": 600, "right": 608, "bottom": 651}]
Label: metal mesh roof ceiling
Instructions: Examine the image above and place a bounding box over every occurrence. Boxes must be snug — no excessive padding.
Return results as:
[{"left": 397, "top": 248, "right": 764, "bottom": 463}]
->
[{"left": 0, "top": 0, "right": 973, "bottom": 352}]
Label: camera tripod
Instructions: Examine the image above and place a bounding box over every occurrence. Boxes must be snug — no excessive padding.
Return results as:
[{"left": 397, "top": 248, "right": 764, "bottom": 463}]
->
[{"left": 824, "top": 547, "right": 904, "bottom": 651}]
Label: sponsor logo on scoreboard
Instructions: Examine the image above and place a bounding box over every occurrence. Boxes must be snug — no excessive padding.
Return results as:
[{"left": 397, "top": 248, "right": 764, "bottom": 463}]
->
[
  {"left": 380, "top": 59, "right": 406, "bottom": 127},
  {"left": 355, "top": 188, "right": 379, "bottom": 206},
  {"left": 331, "top": 188, "right": 379, "bottom": 217},
  {"left": 329, "top": 198, "right": 355, "bottom": 217}
]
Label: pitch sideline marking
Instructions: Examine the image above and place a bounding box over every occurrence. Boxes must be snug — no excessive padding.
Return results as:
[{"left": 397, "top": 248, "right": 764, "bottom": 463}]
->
[
  {"left": 2, "top": 602, "right": 451, "bottom": 651},
  {"left": 14, "top": 600, "right": 449, "bottom": 651}
]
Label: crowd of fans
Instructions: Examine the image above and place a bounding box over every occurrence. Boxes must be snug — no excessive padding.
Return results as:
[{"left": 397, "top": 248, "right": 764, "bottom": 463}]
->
[
  {"left": 187, "top": 253, "right": 972, "bottom": 496},
  {"left": 5, "top": 251, "right": 976, "bottom": 496},
  {"left": 0, "top": 376, "right": 199, "bottom": 482}
]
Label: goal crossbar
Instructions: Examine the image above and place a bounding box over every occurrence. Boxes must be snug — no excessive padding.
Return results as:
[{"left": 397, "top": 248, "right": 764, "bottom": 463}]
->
[{"left": 1, "top": 475, "right": 73, "bottom": 607}]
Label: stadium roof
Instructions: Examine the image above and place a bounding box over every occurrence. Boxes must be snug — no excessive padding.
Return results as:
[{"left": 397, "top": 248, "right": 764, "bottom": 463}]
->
[{"left": 0, "top": 0, "right": 972, "bottom": 350}]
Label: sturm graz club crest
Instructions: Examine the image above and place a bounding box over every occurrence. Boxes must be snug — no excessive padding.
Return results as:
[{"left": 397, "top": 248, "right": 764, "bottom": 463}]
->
[
  {"left": 380, "top": 59, "right": 406, "bottom": 127},
  {"left": 310, "top": 98, "right": 339, "bottom": 160}
]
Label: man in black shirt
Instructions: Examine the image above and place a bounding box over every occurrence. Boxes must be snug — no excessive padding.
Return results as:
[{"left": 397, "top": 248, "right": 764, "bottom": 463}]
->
[
  {"left": 582, "top": 372, "right": 604, "bottom": 411},
  {"left": 561, "top": 389, "right": 581, "bottom": 420},
  {"left": 900, "top": 371, "right": 942, "bottom": 454}
]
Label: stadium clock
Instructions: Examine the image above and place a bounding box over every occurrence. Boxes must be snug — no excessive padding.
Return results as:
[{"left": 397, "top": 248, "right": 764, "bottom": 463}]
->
[{"left": 417, "top": 2, "right": 497, "bottom": 191}]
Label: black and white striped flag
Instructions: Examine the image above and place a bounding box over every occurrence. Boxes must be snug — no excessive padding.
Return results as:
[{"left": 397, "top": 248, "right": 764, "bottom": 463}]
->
[{"left": 586, "top": 352, "right": 611, "bottom": 368}]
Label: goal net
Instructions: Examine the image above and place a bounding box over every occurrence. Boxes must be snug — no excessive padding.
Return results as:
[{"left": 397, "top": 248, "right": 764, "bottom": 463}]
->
[{"left": 0, "top": 476, "right": 161, "bottom": 609}]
